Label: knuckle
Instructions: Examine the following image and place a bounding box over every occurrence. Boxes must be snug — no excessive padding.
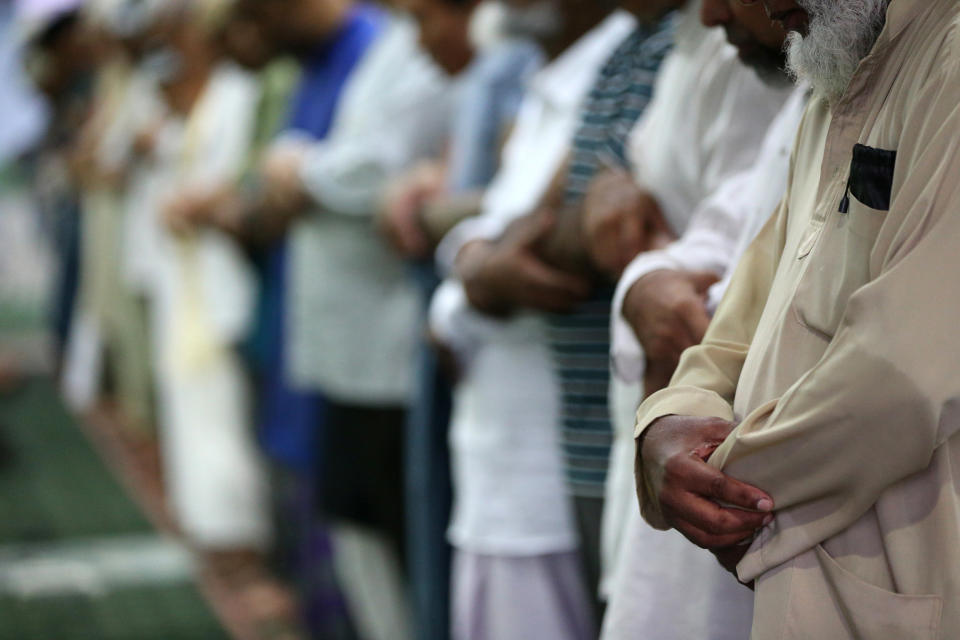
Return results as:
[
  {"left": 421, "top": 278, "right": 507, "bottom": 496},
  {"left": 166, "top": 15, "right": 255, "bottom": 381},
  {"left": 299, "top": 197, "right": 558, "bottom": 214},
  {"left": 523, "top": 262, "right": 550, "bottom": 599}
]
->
[
  {"left": 703, "top": 516, "right": 723, "bottom": 535},
  {"left": 709, "top": 475, "right": 727, "bottom": 499},
  {"left": 673, "top": 299, "right": 697, "bottom": 318},
  {"left": 713, "top": 512, "right": 737, "bottom": 534}
]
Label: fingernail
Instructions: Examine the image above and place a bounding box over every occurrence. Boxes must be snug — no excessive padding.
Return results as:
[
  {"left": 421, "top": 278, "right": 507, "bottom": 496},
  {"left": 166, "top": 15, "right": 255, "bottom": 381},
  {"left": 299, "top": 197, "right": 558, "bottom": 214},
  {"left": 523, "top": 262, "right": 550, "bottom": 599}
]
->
[
  {"left": 756, "top": 498, "right": 773, "bottom": 512},
  {"left": 763, "top": 514, "right": 774, "bottom": 526}
]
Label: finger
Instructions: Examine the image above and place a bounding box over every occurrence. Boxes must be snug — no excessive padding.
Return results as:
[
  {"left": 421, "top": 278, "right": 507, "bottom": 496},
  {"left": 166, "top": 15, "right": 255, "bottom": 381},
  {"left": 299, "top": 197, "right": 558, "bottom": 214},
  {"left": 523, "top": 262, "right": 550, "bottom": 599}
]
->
[
  {"left": 663, "top": 323, "right": 696, "bottom": 359},
  {"left": 526, "top": 290, "right": 584, "bottom": 313},
  {"left": 682, "top": 458, "right": 773, "bottom": 513},
  {"left": 688, "top": 269, "right": 721, "bottom": 295},
  {"left": 694, "top": 416, "right": 741, "bottom": 443},
  {"left": 382, "top": 220, "right": 404, "bottom": 253},
  {"left": 404, "top": 232, "right": 430, "bottom": 258},
  {"left": 667, "top": 490, "right": 771, "bottom": 537},
  {"left": 676, "top": 297, "right": 712, "bottom": 344},
  {"left": 394, "top": 214, "right": 426, "bottom": 257},
  {"left": 521, "top": 256, "right": 592, "bottom": 298},
  {"left": 662, "top": 484, "right": 771, "bottom": 540},
  {"left": 643, "top": 358, "right": 676, "bottom": 397},
  {"left": 671, "top": 516, "right": 759, "bottom": 550},
  {"left": 524, "top": 278, "right": 591, "bottom": 312}
]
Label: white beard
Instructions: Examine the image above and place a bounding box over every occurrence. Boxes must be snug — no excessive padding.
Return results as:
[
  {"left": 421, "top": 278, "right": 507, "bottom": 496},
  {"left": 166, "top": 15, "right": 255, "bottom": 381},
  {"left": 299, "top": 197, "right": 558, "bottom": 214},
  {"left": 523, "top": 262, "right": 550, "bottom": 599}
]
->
[{"left": 786, "top": 0, "right": 889, "bottom": 103}]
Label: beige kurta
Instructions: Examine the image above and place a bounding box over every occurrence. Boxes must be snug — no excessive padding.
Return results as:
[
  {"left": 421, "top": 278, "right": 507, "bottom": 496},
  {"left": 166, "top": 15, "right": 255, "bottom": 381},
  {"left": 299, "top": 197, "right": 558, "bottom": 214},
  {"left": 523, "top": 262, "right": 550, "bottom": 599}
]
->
[{"left": 634, "top": 0, "right": 960, "bottom": 637}]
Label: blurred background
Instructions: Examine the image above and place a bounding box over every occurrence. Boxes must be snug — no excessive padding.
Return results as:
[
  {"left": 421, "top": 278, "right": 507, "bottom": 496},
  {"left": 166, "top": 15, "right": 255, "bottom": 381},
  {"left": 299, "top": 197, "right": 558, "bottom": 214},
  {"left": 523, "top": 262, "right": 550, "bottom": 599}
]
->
[{"left": 0, "top": 0, "right": 480, "bottom": 637}]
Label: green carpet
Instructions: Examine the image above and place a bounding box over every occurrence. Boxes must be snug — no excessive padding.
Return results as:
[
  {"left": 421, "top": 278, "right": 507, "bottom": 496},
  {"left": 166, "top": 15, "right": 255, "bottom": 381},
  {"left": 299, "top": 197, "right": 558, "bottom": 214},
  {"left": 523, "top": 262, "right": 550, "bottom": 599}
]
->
[{"left": 0, "top": 381, "right": 228, "bottom": 640}]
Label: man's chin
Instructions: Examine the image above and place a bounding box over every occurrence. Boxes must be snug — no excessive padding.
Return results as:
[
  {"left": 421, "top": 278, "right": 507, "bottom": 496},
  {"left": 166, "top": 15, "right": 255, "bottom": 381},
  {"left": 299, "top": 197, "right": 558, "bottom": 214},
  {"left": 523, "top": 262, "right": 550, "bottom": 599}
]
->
[{"left": 739, "top": 50, "right": 791, "bottom": 87}]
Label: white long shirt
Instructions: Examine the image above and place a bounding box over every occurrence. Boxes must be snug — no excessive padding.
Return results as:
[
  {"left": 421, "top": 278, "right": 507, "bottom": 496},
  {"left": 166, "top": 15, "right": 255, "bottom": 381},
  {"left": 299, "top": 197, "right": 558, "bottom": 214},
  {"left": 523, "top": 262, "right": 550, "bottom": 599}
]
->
[
  {"left": 611, "top": 84, "right": 810, "bottom": 383},
  {"left": 286, "top": 14, "right": 452, "bottom": 404},
  {"left": 600, "top": 84, "right": 810, "bottom": 640},
  {"left": 599, "top": 3, "right": 798, "bottom": 633},
  {"left": 435, "top": 10, "right": 638, "bottom": 272},
  {"left": 604, "top": 1, "right": 794, "bottom": 384},
  {"left": 431, "top": 11, "right": 637, "bottom": 555},
  {"left": 151, "top": 64, "right": 271, "bottom": 549}
]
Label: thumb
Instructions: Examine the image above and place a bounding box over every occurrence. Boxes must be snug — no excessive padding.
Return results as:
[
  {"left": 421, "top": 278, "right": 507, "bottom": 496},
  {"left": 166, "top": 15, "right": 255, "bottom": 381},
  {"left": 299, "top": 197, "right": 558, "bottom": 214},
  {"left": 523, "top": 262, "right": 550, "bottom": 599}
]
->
[{"left": 687, "top": 269, "right": 721, "bottom": 295}]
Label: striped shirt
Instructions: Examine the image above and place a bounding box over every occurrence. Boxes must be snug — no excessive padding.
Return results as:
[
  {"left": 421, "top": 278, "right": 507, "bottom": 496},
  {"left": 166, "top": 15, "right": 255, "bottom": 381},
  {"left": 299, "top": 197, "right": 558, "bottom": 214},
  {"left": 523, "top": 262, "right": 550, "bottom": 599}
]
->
[{"left": 546, "top": 18, "right": 676, "bottom": 498}]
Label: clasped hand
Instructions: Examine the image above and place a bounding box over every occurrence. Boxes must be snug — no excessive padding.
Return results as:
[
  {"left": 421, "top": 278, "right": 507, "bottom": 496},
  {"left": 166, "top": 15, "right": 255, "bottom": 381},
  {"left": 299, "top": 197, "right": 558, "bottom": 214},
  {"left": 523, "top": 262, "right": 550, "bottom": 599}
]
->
[
  {"left": 637, "top": 414, "right": 773, "bottom": 574},
  {"left": 458, "top": 211, "right": 591, "bottom": 316}
]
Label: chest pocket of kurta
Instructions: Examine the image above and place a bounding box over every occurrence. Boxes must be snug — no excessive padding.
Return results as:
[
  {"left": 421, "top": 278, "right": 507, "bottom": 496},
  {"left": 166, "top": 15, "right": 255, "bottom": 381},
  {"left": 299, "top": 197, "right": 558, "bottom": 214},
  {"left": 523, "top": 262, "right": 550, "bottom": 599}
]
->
[{"left": 793, "top": 145, "right": 896, "bottom": 339}]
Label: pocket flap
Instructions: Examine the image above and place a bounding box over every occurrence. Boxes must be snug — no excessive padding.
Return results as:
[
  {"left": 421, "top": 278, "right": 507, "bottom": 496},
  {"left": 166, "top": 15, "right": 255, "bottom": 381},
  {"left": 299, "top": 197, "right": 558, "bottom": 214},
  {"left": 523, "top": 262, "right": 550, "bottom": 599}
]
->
[{"left": 848, "top": 144, "right": 897, "bottom": 211}]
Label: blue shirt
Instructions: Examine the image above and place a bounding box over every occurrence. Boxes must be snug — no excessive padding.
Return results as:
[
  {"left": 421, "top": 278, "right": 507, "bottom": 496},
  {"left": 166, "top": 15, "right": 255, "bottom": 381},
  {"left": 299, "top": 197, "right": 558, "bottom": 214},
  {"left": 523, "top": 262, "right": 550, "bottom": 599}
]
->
[{"left": 257, "top": 4, "right": 386, "bottom": 470}]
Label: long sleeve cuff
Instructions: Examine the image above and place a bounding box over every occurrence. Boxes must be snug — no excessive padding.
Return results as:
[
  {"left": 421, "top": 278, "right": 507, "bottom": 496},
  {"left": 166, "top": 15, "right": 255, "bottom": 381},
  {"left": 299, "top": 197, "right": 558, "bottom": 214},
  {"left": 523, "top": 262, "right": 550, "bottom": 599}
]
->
[
  {"left": 428, "top": 279, "right": 511, "bottom": 369},
  {"left": 435, "top": 214, "right": 508, "bottom": 276},
  {"left": 633, "top": 385, "right": 735, "bottom": 529},
  {"left": 634, "top": 385, "right": 735, "bottom": 439}
]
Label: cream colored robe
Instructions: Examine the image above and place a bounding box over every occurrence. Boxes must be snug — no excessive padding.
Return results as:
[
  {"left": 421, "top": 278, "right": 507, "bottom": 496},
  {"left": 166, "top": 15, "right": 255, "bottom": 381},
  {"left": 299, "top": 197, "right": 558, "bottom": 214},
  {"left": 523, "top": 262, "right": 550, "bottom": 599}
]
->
[
  {"left": 635, "top": 0, "right": 960, "bottom": 637},
  {"left": 151, "top": 64, "right": 270, "bottom": 549}
]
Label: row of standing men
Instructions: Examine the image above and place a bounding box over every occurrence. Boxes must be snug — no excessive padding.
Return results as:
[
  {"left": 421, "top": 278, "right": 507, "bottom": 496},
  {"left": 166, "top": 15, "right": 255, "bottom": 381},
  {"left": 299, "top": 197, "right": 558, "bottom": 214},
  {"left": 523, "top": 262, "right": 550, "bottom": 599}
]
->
[{"left": 8, "top": 0, "right": 861, "bottom": 637}]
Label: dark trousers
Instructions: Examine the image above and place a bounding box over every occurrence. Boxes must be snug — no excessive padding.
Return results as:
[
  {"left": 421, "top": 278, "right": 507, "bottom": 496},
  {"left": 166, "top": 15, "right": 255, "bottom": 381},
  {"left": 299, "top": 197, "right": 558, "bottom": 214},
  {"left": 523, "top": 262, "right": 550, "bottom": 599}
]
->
[
  {"left": 573, "top": 494, "right": 607, "bottom": 628},
  {"left": 317, "top": 401, "right": 408, "bottom": 568}
]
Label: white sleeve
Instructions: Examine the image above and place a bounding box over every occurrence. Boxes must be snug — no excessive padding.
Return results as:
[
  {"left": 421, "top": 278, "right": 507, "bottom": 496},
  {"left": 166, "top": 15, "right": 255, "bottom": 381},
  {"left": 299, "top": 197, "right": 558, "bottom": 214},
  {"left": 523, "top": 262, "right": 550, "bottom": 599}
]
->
[
  {"left": 428, "top": 278, "right": 513, "bottom": 369},
  {"left": 298, "top": 20, "right": 451, "bottom": 217},
  {"left": 610, "top": 168, "right": 754, "bottom": 383}
]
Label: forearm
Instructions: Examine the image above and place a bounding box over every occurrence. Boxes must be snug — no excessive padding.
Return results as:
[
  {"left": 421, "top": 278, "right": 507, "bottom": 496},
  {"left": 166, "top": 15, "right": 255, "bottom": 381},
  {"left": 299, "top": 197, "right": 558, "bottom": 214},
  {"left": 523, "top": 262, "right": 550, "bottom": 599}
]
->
[{"left": 711, "top": 334, "right": 943, "bottom": 582}]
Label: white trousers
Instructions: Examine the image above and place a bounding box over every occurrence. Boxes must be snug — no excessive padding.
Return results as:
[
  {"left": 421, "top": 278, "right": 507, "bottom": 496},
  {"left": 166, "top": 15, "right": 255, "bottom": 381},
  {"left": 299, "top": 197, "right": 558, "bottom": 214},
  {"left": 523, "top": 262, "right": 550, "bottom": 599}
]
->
[
  {"left": 600, "top": 382, "right": 754, "bottom": 640},
  {"left": 452, "top": 549, "right": 595, "bottom": 640}
]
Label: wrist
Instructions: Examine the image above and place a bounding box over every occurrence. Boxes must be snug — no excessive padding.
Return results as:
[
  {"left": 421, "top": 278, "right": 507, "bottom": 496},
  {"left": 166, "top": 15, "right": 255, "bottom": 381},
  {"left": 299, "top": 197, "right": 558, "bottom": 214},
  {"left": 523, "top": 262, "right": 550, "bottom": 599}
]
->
[{"left": 634, "top": 426, "right": 670, "bottom": 531}]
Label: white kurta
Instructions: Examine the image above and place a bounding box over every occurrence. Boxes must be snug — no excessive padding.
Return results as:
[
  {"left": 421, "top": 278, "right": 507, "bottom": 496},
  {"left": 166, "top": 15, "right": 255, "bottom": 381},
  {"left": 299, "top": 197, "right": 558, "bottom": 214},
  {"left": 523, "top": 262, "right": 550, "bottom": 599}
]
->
[
  {"left": 151, "top": 64, "right": 270, "bottom": 549},
  {"left": 611, "top": 84, "right": 811, "bottom": 382},
  {"left": 601, "top": 86, "right": 809, "bottom": 640},
  {"left": 286, "top": 14, "right": 452, "bottom": 405},
  {"left": 430, "top": 10, "right": 637, "bottom": 557},
  {"left": 599, "top": 7, "right": 799, "bottom": 637}
]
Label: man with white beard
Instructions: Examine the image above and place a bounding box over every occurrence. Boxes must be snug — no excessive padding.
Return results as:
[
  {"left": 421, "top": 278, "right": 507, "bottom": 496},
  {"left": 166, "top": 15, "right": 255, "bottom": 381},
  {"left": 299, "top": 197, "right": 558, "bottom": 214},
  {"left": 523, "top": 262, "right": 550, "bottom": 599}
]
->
[{"left": 634, "top": 0, "right": 960, "bottom": 637}]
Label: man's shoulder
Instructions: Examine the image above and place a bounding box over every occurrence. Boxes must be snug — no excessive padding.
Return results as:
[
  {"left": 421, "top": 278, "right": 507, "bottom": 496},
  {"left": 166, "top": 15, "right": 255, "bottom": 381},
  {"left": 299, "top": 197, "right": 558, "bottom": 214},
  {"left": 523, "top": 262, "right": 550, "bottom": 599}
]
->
[
  {"left": 903, "top": 0, "right": 960, "bottom": 84},
  {"left": 934, "top": 5, "right": 960, "bottom": 75},
  {"left": 468, "top": 39, "right": 545, "bottom": 88}
]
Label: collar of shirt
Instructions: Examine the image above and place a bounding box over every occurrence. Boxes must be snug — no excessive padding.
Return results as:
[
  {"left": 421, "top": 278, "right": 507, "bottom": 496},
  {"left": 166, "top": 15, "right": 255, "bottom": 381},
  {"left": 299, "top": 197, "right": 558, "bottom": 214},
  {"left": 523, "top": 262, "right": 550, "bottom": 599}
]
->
[
  {"left": 526, "top": 10, "right": 637, "bottom": 113},
  {"left": 814, "top": 0, "right": 939, "bottom": 202},
  {"left": 304, "top": 3, "right": 386, "bottom": 64}
]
